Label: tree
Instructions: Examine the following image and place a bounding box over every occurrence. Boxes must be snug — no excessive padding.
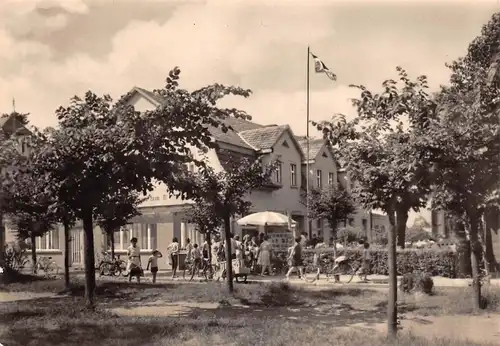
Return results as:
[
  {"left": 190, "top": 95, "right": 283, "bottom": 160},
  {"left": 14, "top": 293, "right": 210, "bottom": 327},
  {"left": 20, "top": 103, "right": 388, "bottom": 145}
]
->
[
  {"left": 305, "top": 186, "right": 355, "bottom": 257},
  {"left": 190, "top": 152, "right": 276, "bottom": 292},
  {"left": 313, "top": 67, "right": 437, "bottom": 337},
  {"left": 30, "top": 67, "right": 253, "bottom": 308},
  {"left": 96, "top": 189, "right": 143, "bottom": 260},
  {"left": 431, "top": 14, "right": 500, "bottom": 310},
  {"left": 186, "top": 200, "right": 223, "bottom": 263}
]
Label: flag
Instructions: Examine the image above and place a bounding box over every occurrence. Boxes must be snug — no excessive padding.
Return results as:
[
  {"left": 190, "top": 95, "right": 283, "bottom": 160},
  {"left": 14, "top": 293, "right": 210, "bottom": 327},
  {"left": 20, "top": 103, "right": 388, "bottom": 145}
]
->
[{"left": 310, "top": 52, "right": 337, "bottom": 81}]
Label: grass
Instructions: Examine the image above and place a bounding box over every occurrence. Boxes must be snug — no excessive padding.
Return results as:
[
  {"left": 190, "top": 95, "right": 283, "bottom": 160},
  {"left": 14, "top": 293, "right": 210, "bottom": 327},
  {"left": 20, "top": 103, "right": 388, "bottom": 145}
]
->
[{"left": 1, "top": 275, "right": 500, "bottom": 345}]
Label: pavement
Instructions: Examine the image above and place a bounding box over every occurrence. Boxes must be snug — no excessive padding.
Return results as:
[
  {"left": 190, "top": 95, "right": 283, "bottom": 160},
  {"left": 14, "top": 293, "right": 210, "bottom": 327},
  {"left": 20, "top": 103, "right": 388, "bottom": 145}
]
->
[{"left": 78, "top": 269, "right": 500, "bottom": 288}]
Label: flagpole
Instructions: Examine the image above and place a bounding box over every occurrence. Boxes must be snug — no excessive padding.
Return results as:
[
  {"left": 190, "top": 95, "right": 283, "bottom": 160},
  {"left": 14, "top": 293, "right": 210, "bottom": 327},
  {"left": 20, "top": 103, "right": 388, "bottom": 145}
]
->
[{"left": 305, "top": 45, "right": 311, "bottom": 239}]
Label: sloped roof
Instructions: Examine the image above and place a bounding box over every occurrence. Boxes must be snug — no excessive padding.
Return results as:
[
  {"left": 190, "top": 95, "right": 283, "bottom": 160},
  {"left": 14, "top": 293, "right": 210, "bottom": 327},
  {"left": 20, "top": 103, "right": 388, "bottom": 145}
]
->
[
  {"left": 295, "top": 137, "right": 325, "bottom": 160},
  {"left": 238, "top": 125, "right": 289, "bottom": 150}
]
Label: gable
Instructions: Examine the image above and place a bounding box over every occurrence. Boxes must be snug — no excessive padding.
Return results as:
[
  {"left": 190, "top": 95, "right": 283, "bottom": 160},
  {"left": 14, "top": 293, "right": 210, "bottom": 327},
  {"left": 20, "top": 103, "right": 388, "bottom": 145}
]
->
[
  {"left": 126, "top": 91, "right": 159, "bottom": 113},
  {"left": 272, "top": 129, "right": 303, "bottom": 158}
]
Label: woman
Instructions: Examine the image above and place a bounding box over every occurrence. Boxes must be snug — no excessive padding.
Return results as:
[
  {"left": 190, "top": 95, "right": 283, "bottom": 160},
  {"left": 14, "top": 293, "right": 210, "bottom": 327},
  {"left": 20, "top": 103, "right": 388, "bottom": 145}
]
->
[
  {"left": 285, "top": 237, "right": 304, "bottom": 280},
  {"left": 167, "top": 237, "right": 179, "bottom": 279},
  {"left": 257, "top": 235, "right": 272, "bottom": 276},
  {"left": 127, "top": 237, "right": 142, "bottom": 283}
]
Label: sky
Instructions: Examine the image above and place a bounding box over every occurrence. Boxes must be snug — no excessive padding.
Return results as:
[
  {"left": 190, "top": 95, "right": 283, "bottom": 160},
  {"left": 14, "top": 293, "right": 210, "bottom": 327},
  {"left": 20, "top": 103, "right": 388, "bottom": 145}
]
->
[{"left": 0, "top": 0, "right": 499, "bottom": 224}]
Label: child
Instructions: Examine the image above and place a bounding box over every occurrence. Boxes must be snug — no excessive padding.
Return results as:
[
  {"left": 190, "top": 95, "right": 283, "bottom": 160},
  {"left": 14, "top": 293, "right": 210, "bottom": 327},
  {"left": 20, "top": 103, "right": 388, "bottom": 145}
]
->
[
  {"left": 147, "top": 250, "right": 162, "bottom": 283},
  {"left": 192, "top": 244, "right": 202, "bottom": 269},
  {"left": 358, "top": 242, "right": 371, "bottom": 282},
  {"left": 285, "top": 237, "right": 304, "bottom": 280}
]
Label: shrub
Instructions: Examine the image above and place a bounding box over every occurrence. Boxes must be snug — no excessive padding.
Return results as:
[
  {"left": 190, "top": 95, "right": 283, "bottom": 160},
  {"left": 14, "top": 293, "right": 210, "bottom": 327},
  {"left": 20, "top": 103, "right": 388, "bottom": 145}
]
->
[
  {"left": 273, "top": 246, "right": 458, "bottom": 278},
  {"left": 400, "top": 272, "right": 434, "bottom": 294},
  {"left": 1, "top": 241, "right": 30, "bottom": 282}
]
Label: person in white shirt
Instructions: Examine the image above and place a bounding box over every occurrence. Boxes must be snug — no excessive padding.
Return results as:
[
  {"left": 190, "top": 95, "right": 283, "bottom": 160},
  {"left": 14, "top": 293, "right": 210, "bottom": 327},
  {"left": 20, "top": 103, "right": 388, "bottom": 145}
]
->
[
  {"left": 184, "top": 238, "right": 193, "bottom": 262},
  {"left": 127, "top": 237, "right": 142, "bottom": 283},
  {"left": 167, "top": 237, "right": 179, "bottom": 279}
]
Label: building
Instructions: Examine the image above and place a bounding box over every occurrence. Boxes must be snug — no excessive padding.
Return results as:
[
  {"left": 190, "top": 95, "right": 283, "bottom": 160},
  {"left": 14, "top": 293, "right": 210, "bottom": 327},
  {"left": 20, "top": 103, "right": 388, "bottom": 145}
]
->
[{"left": 4, "top": 87, "right": 383, "bottom": 269}]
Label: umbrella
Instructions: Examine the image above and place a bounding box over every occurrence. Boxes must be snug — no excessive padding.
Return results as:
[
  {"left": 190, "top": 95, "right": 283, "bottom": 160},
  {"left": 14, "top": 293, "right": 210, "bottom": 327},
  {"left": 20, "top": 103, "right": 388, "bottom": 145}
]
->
[{"left": 236, "top": 211, "right": 298, "bottom": 227}]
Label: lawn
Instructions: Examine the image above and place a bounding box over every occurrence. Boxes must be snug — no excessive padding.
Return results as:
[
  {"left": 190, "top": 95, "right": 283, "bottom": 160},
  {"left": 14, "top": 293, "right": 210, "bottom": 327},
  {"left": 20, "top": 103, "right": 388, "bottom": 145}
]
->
[{"left": 1, "top": 275, "right": 499, "bottom": 346}]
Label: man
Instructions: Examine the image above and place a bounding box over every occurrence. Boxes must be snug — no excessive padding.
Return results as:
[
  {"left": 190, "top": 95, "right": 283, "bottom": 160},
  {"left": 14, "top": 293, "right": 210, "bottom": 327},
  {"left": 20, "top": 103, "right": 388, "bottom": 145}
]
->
[{"left": 234, "top": 235, "right": 243, "bottom": 260}]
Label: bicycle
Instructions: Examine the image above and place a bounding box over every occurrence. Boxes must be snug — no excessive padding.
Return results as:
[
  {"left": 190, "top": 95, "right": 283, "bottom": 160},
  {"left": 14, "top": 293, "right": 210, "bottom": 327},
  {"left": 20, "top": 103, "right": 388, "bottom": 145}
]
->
[
  {"left": 34, "top": 256, "right": 60, "bottom": 277},
  {"left": 325, "top": 255, "right": 358, "bottom": 284},
  {"left": 99, "top": 253, "right": 127, "bottom": 277}
]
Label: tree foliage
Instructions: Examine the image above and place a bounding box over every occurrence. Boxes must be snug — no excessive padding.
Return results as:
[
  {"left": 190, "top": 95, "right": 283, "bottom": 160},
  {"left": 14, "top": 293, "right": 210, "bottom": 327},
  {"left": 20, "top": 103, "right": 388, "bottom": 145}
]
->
[
  {"left": 305, "top": 185, "right": 355, "bottom": 251},
  {"left": 431, "top": 13, "right": 500, "bottom": 310},
  {"left": 1, "top": 111, "right": 30, "bottom": 126}
]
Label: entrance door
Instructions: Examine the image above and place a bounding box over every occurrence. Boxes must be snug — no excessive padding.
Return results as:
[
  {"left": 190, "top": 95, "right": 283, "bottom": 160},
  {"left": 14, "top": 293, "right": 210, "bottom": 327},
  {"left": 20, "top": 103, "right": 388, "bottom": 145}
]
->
[{"left": 70, "top": 228, "right": 83, "bottom": 267}]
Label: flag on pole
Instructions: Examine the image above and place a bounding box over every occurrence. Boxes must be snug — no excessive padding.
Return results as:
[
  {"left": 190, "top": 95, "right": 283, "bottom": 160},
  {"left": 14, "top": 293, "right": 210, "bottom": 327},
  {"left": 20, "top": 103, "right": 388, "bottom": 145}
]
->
[{"left": 310, "top": 52, "right": 337, "bottom": 81}]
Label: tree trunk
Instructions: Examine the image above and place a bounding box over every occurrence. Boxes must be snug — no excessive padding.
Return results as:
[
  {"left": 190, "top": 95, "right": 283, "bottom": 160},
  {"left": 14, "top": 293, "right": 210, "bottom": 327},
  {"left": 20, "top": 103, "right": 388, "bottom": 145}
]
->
[
  {"left": 223, "top": 213, "right": 234, "bottom": 293},
  {"left": 206, "top": 233, "right": 212, "bottom": 264},
  {"left": 64, "top": 222, "right": 71, "bottom": 289},
  {"left": 0, "top": 212, "right": 5, "bottom": 267},
  {"left": 396, "top": 209, "right": 408, "bottom": 249},
  {"left": 387, "top": 208, "right": 398, "bottom": 338},
  {"left": 30, "top": 233, "right": 37, "bottom": 274},
  {"left": 468, "top": 212, "right": 483, "bottom": 311},
  {"left": 484, "top": 207, "right": 499, "bottom": 273},
  {"left": 110, "top": 231, "right": 115, "bottom": 260},
  {"left": 82, "top": 208, "right": 96, "bottom": 309},
  {"left": 450, "top": 215, "right": 472, "bottom": 278}
]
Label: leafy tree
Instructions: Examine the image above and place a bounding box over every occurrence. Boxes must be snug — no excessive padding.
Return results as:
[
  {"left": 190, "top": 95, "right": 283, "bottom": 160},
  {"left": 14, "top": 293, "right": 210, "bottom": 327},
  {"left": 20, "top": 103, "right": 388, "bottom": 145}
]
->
[
  {"left": 313, "top": 67, "right": 437, "bottom": 337},
  {"left": 190, "top": 153, "right": 276, "bottom": 292},
  {"left": 186, "top": 200, "right": 223, "bottom": 262},
  {"left": 96, "top": 189, "right": 143, "bottom": 259},
  {"left": 304, "top": 186, "right": 355, "bottom": 257},
  {"left": 431, "top": 13, "right": 500, "bottom": 310},
  {"left": 30, "top": 67, "right": 252, "bottom": 308}
]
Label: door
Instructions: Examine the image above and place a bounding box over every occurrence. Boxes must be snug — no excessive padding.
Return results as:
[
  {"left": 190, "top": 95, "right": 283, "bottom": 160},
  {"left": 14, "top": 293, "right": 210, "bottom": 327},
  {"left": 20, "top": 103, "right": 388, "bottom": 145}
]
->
[{"left": 70, "top": 228, "right": 83, "bottom": 267}]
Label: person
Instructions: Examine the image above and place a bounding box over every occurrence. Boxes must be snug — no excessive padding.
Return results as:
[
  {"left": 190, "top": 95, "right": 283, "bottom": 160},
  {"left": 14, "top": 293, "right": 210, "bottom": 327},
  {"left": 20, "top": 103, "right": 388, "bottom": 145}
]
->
[
  {"left": 127, "top": 237, "right": 142, "bottom": 283},
  {"left": 285, "top": 237, "right": 304, "bottom": 280},
  {"left": 192, "top": 243, "right": 202, "bottom": 269},
  {"left": 234, "top": 235, "right": 243, "bottom": 260},
  {"left": 258, "top": 232, "right": 265, "bottom": 246},
  {"left": 258, "top": 235, "right": 273, "bottom": 276},
  {"left": 146, "top": 249, "right": 162, "bottom": 283},
  {"left": 167, "top": 237, "right": 180, "bottom": 279},
  {"left": 201, "top": 235, "right": 210, "bottom": 261},
  {"left": 357, "top": 242, "right": 371, "bottom": 282},
  {"left": 313, "top": 240, "right": 327, "bottom": 280},
  {"left": 229, "top": 233, "right": 237, "bottom": 260},
  {"left": 211, "top": 235, "right": 222, "bottom": 264},
  {"left": 300, "top": 232, "right": 308, "bottom": 248},
  {"left": 184, "top": 238, "right": 193, "bottom": 262}
]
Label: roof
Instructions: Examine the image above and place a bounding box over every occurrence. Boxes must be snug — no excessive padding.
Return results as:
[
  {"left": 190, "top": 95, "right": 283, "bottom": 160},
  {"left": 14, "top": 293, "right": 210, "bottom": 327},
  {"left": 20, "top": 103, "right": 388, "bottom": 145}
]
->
[
  {"left": 211, "top": 117, "right": 264, "bottom": 150},
  {"left": 238, "top": 125, "right": 289, "bottom": 150},
  {"left": 296, "top": 137, "right": 325, "bottom": 160}
]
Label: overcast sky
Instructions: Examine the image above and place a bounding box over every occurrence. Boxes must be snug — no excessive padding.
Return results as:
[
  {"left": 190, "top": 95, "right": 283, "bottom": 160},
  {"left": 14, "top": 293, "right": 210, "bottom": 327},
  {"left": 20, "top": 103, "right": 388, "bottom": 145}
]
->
[
  {"left": 1, "top": 0, "right": 498, "bottom": 224},
  {"left": 0, "top": 0, "right": 497, "bottom": 133}
]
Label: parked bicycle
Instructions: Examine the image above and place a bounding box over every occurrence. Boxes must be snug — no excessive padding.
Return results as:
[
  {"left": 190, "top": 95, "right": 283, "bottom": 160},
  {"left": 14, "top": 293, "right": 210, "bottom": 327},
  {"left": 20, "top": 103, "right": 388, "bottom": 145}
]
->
[
  {"left": 98, "top": 252, "right": 127, "bottom": 277},
  {"left": 34, "top": 256, "right": 60, "bottom": 277}
]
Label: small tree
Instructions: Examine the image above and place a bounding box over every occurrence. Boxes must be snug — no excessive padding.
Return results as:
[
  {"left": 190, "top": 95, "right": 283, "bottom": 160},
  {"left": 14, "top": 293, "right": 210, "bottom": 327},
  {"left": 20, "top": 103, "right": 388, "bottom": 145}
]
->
[
  {"left": 96, "top": 189, "right": 143, "bottom": 259},
  {"left": 305, "top": 186, "right": 355, "bottom": 257},
  {"left": 190, "top": 154, "right": 276, "bottom": 292},
  {"left": 1, "top": 111, "right": 30, "bottom": 126},
  {"left": 186, "top": 201, "right": 222, "bottom": 262},
  {"left": 314, "top": 67, "right": 436, "bottom": 337}
]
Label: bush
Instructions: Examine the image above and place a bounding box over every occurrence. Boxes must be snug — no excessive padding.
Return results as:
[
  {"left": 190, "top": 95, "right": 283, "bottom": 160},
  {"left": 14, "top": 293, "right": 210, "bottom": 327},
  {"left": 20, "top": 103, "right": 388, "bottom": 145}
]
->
[
  {"left": 274, "top": 246, "right": 458, "bottom": 278},
  {"left": 1, "top": 241, "right": 30, "bottom": 283},
  {"left": 400, "top": 272, "right": 434, "bottom": 294}
]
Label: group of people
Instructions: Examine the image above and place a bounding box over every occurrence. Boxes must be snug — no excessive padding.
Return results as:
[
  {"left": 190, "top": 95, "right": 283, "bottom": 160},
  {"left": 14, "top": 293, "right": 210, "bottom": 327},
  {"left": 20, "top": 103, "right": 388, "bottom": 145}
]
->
[{"left": 123, "top": 230, "right": 372, "bottom": 284}]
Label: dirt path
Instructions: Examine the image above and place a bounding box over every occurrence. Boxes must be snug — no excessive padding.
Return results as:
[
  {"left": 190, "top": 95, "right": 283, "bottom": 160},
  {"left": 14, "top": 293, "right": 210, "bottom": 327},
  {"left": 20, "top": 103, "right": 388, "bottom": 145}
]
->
[{"left": 0, "top": 291, "right": 57, "bottom": 303}]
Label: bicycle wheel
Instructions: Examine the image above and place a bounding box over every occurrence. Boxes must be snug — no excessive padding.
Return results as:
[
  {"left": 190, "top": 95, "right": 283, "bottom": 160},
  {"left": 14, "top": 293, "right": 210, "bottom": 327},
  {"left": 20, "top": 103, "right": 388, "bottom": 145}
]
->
[
  {"left": 113, "top": 262, "right": 123, "bottom": 277},
  {"left": 302, "top": 264, "right": 319, "bottom": 283},
  {"left": 99, "top": 262, "right": 109, "bottom": 277},
  {"left": 47, "top": 262, "right": 60, "bottom": 276},
  {"left": 330, "top": 262, "right": 356, "bottom": 283}
]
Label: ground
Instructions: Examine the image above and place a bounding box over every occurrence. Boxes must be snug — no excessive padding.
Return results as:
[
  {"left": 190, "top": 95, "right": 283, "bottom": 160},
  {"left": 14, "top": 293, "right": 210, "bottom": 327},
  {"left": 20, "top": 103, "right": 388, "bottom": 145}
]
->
[{"left": 1, "top": 274, "right": 500, "bottom": 346}]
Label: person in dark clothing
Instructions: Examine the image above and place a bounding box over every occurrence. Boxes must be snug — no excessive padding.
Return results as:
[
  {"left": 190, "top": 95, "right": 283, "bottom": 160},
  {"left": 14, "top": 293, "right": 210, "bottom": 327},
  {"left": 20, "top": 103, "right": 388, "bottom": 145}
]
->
[{"left": 285, "top": 237, "right": 304, "bottom": 280}]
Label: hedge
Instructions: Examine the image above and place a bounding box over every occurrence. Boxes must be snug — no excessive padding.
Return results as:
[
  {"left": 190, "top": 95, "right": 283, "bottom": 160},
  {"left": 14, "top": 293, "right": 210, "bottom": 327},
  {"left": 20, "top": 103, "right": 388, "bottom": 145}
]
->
[{"left": 273, "top": 247, "right": 458, "bottom": 278}]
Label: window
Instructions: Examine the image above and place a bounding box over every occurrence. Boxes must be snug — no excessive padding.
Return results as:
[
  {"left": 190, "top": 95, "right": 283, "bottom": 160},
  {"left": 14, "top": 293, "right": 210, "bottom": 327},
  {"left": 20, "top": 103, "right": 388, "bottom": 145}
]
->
[
  {"left": 316, "top": 219, "right": 322, "bottom": 228},
  {"left": 348, "top": 218, "right": 355, "bottom": 226},
  {"left": 316, "top": 170, "right": 322, "bottom": 188},
  {"left": 112, "top": 224, "right": 158, "bottom": 251},
  {"left": 282, "top": 140, "right": 289, "bottom": 148},
  {"left": 290, "top": 164, "right": 297, "bottom": 187},
  {"left": 328, "top": 172, "right": 335, "bottom": 186},
  {"left": 274, "top": 162, "right": 282, "bottom": 184},
  {"left": 362, "top": 219, "right": 368, "bottom": 232},
  {"left": 36, "top": 229, "right": 60, "bottom": 250}
]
